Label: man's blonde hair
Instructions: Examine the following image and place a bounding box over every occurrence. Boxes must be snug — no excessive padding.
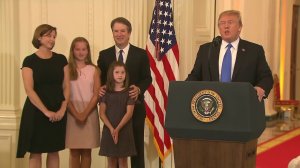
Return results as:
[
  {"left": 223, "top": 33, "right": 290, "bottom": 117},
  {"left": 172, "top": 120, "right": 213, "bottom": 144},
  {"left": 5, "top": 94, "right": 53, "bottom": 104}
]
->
[{"left": 218, "top": 10, "right": 243, "bottom": 26}]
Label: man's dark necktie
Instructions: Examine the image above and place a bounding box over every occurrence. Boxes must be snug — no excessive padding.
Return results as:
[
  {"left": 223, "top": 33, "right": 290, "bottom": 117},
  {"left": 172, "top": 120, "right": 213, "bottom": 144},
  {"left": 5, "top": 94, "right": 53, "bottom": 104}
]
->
[
  {"left": 220, "top": 43, "right": 232, "bottom": 82},
  {"left": 118, "top": 50, "right": 123, "bottom": 63}
]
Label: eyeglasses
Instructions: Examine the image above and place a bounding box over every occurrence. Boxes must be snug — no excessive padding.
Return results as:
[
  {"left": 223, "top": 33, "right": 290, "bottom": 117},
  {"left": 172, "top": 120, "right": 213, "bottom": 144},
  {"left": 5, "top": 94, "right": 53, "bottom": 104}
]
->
[{"left": 218, "top": 20, "right": 236, "bottom": 27}]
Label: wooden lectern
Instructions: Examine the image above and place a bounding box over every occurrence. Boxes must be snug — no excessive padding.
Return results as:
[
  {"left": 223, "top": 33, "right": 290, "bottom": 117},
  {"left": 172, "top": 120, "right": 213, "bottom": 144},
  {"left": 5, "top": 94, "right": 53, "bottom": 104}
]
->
[{"left": 165, "top": 81, "right": 265, "bottom": 168}]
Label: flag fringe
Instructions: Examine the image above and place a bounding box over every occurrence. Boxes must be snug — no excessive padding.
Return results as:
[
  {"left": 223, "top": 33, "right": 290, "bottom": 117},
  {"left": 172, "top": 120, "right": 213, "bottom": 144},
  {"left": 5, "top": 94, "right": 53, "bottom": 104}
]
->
[{"left": 146, "top": 117, "right": 173, "bottom": 164}]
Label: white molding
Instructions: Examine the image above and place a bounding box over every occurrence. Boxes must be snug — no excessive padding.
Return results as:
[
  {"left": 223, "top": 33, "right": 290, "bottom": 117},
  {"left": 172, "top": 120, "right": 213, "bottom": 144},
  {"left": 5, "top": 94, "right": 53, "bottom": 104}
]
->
[
  {"left": 0, "top": 118, "right": 20, "bottom": 130},
  {"left": 0, "top": 131, "right": 21, "bottom": 168},
  {"left": 0, "top": 134, "right": 12, "bottom": 168}
]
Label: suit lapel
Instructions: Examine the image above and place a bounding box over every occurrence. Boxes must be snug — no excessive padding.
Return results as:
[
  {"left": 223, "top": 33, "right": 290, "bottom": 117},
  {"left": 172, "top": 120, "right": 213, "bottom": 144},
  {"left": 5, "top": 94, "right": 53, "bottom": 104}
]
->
[
  {"left": 108, "top": 46, "right": 117, "bottom": 63},
  {"left": 232, "top": 40, "right": 246, "bottom": 81},
  {"left": 126, "top": 45, "right": 133, "bottom": 66},
  {"left": 126, "top": 44, "right": 136, "bottom": 67},
  {"left": 209, "top": 45, "right": 221, "bottom": 81}
]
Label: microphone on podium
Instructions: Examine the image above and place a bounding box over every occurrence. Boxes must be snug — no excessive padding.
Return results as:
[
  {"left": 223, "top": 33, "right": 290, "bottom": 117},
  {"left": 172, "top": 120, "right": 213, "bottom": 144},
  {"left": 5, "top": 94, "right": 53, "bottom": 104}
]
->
[{"left": 212, "top": 36, "right": 222, "bottom": 47}]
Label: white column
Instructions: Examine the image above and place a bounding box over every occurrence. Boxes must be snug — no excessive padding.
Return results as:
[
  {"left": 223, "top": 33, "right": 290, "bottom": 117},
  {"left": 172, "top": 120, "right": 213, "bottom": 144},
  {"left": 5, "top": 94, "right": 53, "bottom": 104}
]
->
[
  {"left": 0, "top": 0, "right": 22, "bottom": 167},
  {"left": 0, "top": 0, "right": 20, "bottom": 113}
]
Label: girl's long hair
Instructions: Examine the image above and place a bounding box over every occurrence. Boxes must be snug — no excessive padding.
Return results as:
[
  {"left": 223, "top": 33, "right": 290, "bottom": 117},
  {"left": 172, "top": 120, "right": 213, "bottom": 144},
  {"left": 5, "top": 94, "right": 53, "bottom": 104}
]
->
[
  {"left": 68, "top": 37, "right": 98, "bottom": 80},
  {"left": 106, "top": 61, "right": 129, "bottom": 92}
]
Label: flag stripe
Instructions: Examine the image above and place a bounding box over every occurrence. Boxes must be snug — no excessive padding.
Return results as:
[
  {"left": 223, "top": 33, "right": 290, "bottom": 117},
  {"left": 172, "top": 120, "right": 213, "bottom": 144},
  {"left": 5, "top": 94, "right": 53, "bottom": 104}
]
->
[
  {"left": 162, "top": 55, "right": 175, "bottom": 81},
  {"left": 145, "top": 91, "right": 165, "bottom": 151},
  {"left": 147, "top": 39, "right": 172, "bottom": 101},
  {"left": 146, "top": 84, "right": 166, "bottom": 137},
  {"left": 146, "top": 47, "right": 168, "bottom": 103},
  {"left": 172, "top": 44, "right": 180, "bottom": 65}
]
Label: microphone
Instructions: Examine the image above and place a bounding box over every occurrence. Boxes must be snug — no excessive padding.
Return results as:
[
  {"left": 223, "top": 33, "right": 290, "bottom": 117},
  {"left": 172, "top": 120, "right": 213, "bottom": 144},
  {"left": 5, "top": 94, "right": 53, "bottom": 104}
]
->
[{"left": 212, "top": 36, "right": 222, "bottom": 47}]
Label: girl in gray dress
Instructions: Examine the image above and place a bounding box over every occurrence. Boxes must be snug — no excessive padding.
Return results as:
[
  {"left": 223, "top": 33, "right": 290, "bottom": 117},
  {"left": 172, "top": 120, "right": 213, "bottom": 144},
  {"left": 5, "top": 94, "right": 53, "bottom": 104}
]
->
[{"left": 99, "top": 61, "right": 136, "bottom": 168}]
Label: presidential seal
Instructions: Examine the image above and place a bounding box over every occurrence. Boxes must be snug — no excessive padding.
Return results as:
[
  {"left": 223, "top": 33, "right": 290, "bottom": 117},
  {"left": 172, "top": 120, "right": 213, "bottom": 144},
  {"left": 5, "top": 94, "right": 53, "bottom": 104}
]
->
[{"left": 191, "top": 90, "right": 223, "bottom": 122}]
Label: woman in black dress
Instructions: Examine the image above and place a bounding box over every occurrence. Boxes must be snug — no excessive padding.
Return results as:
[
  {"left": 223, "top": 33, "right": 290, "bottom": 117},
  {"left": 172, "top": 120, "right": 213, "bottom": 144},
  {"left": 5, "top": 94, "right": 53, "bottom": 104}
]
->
[{"left": 16, "top": 24, "right": 70, "bottom": 168}]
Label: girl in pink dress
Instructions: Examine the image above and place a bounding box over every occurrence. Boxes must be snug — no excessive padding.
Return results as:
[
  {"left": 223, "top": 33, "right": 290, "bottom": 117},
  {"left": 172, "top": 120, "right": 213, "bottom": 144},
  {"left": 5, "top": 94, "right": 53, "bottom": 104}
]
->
[
  {"left": 66, "top": 37, "right": 100, "bottom": 168},
  {"left": 99, "top": 61, "right": 136, "bottom": 168}
]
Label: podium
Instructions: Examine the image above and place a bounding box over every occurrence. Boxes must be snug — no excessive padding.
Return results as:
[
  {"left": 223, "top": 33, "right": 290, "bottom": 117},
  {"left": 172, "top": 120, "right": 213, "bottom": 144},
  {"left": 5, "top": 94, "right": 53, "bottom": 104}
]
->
[{"left": 165, "top": 81, "right": 265, "bottom": 168}]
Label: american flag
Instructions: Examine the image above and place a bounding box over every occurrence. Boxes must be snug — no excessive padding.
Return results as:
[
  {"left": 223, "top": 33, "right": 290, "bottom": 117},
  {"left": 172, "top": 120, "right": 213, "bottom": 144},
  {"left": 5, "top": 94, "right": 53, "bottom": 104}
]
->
[{"left": 144, "top": 0, "right": 179, "bottom": 162}]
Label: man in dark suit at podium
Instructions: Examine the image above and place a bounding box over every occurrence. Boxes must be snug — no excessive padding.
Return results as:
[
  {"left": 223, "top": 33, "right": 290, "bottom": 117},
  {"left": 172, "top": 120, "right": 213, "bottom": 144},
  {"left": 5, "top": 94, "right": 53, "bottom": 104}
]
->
[
  {"left": 97, "top": 17, "right": 152, "bottom": 168},
  {"left": 186, "top": 10, "right": 273, "bottom": 101}
]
